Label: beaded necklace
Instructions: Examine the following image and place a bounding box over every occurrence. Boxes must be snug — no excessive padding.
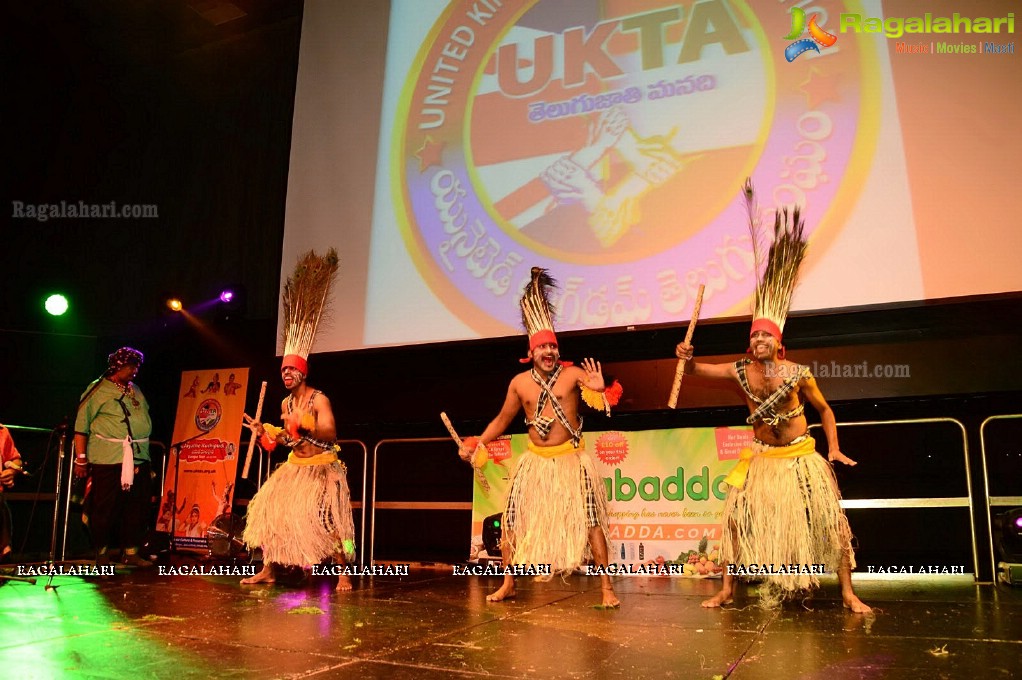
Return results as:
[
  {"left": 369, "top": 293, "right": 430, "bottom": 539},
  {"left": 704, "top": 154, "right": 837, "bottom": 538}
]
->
[{"left": 110, "top": 379, "right": 140, "bottom": 408}]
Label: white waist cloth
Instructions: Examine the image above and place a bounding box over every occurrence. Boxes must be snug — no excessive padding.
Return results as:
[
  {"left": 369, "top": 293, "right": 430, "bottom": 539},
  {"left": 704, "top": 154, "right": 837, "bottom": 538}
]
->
[{"left": 95, "top": 435, "right": 149, "bottom": 489}]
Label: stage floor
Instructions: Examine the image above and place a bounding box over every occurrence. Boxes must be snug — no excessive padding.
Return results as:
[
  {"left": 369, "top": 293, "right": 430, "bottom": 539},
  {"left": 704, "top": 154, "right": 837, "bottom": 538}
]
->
[{"left": 0, "top": 563, "right": 1019, "bottom": 678}]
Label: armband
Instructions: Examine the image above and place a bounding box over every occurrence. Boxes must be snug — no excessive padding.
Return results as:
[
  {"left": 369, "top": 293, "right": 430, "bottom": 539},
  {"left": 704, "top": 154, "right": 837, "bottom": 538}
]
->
[
  {"left": 581, "top": 380, "right": 623, "bottom": 416},
  {"left": 463, "top": 436, "right": 489, "bottom": 469},
  {"left": 260, "top": 423, "right": 284, "bottom": 452}
]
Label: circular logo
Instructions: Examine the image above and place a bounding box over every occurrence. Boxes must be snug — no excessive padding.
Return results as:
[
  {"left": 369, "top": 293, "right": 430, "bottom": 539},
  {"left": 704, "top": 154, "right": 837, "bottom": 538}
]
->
[
  {"left": 595, "top": 431, "right": 629, "bottom": 466},
  {"left": 194, "top": 399, "right": 222, "bottom": 433},
  {"left": 394, "top": 0, "right": 874, "bottom": 336}
]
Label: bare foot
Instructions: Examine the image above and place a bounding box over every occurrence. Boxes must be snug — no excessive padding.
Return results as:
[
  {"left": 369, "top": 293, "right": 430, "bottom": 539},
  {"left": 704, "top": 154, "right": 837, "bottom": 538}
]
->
[
  {"left": 335, "top": 575, "right": 353, "bottom": 592},
  {"left": 486, "top": 582, "right": 516, "bottom": 602},
  {"left": 600, "top": 586, "right": 620, "bottom": 608},
  {"left": 241, "top": 564, "right": 275, "bottom": 585},
  {"left": 700, "top": 590, "right": 733, "bottom": 608},
  {"left": 842, "top": 592, "right": 871, "bottom": 613}
]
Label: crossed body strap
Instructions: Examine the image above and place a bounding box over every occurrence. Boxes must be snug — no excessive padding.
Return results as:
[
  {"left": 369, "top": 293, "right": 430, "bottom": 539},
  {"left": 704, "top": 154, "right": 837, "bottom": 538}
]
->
[
  {"left": 524, "top": 365, "right": 583, "bottom": 447},
  {"left": 735, "top": 359, "right": 810, "bottom": 427},
  {"left": 284, "top": 390, "right": 338, "bottom": 451}
]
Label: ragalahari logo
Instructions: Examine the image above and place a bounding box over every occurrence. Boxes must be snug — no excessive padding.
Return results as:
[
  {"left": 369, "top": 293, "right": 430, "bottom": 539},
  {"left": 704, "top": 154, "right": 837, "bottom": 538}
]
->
[{"left": 784, "top": 7, "right": 838, "bottom": 61}]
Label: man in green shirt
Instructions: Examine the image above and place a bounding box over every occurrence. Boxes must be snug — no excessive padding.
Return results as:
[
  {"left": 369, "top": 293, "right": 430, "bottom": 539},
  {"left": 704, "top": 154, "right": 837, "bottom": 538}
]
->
[{"left": 74, "top": 347, "right": 154, "bottom": 567}]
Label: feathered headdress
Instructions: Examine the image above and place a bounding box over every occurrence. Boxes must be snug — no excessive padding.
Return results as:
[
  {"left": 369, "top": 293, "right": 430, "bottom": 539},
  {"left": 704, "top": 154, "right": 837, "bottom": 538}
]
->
[
  {"left": 743, "top": 179, "right": 808, "bottom": 351},
  {"left": 519, "top": 267, "right": 558, "bottom": 362},
  {"left": 281, "top": 248, "right": 339, "bottom": 375}
]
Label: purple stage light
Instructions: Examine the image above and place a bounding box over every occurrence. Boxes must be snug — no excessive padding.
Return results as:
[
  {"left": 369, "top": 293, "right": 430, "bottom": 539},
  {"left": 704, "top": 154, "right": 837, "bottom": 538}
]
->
[
  {"left": 1015, "top": 516, "right": 1022, "bottom": 529},
  {"left": 219, "top": 290, "right": 235, "bottom": 303}
]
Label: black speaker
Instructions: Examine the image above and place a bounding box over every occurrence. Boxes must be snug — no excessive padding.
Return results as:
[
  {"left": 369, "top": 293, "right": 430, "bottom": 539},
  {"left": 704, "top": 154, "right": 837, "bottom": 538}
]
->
[
  {"left": 994, "top": 508, "right": 1022, "bottom": 561},
  {"left": 994, "top": 508, "right": 1022, "bottom": 586},
  {"left": 206, "top": 513, "right": 247, "bottom": 559},
  {"left": 482, "top": 512, "right": 502, "bottom": 557}
]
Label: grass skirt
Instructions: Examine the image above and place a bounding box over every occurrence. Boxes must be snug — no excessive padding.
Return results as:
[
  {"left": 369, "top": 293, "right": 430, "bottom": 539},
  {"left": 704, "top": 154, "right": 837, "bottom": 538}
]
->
[
  {"left": 243, "top": 460, "right": 355, "bottom": 566},
  {"left": 503, "top": 447, "right": 609, "bottom": 577},
  {"left": 722, "top": 447, "right": 854, "bottom": 605}
]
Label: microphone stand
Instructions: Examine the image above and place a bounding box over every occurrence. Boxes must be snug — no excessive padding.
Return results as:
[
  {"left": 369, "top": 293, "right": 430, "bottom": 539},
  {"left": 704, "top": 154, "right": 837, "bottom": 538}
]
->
[{"left": 45, "top": 421, "right": 68, "bottom": 591}]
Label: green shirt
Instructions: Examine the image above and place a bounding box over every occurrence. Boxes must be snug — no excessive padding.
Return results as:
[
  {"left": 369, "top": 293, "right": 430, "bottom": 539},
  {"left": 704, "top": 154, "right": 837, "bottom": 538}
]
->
[{"left": 75, "top": 379, "right": 152, "bottom": 465}]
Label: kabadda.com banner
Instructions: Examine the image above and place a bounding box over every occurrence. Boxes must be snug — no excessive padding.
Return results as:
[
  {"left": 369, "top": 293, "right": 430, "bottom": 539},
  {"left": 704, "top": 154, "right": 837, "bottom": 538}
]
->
[{"left": 470, "top": 426, "right": 753, "bottom": 576}]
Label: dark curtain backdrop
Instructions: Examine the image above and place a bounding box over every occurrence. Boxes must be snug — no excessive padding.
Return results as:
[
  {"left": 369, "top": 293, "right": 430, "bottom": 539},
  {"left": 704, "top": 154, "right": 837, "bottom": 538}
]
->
[
  {"left": 4, "top": 0, "right": 302, "bottom": 426},
  {"left": 5, "top": 0, "right": 300, "bottom": 336}
]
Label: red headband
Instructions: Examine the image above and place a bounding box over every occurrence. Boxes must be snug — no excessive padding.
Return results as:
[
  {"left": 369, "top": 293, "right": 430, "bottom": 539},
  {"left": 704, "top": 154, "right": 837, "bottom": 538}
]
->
[
  {"left": 529, "top": 329, "right": 557, "bottom": 352},
  {"left": 519, "top": 330, "right": 559, "bottom": 364},
  {"left": 750, "top": 318, "right": 782, "bottom": 342},
  {"left": 281, "top": 354, "right": 308, "bottom": 375}
]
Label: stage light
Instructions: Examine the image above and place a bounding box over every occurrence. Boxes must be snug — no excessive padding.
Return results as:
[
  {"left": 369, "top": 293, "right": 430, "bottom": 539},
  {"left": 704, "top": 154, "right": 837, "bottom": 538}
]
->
[
  {"left": 214, "top": 284, "right": 245, "bottom": 321},
  {"left": 44, "top": 293, "right": 69, "bottom": 316},
  {"left": 166, "top": 298, "right": 183, "bottom": 312}
]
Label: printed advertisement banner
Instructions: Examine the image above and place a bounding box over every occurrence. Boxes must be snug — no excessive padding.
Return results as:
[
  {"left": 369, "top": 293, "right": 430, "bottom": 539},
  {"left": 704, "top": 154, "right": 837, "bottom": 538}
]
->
[
  {"left": 158, "top": 368, "right": 249, "bottom": 551},
  {"left": 470, "top": 426, "right": 754, "bottom": 576}
]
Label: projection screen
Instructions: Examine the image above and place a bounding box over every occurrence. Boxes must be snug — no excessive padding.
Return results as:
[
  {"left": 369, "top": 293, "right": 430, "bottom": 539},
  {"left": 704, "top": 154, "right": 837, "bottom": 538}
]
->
[{"left": 282, "top": 0, "right": 1021, "bottom": 352}]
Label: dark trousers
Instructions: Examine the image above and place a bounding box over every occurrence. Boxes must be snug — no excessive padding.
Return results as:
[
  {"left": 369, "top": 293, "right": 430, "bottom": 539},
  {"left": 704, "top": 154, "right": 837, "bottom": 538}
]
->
[{"left": 86, "top": 462, "right": 152, "bottom": 553}]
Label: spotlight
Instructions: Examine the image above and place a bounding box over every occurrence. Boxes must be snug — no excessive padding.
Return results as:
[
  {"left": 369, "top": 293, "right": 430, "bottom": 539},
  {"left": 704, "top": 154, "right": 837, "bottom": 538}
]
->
[
  {"left": 214, "top": 284, "right": 245, "bottom": 321},
  {"left": 44, "top": 293, "right": 69, "bottom": 316},
  {"left": 166, "top": 298, "right": 183, "bottom": 312}
]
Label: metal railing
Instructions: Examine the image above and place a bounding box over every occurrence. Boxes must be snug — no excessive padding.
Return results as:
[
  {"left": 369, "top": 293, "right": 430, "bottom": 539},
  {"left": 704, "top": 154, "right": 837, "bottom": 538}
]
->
[
  {"left": 10, "top": 416, "right": 1014, "bottom": 576},
  {"left": 338, "top": 439, "right": 369, "bottom": 563},
  {"left": 809, "top": 417, "right": 977, "bottom": 578},
  {"left": 979, "top": 414, "right": 1022, "bottom": 578},
  {"left": 2, "top": 424, "right": 54, "bottom": 502},
  {"left": 370, "top": 437, "right": 472, "bottom": 565},
  {"left": 60, "top": 440, "right": 168, "bottom": 560},
  {"left": 159, "top": 438, "right": 370, "bottom": 563}
]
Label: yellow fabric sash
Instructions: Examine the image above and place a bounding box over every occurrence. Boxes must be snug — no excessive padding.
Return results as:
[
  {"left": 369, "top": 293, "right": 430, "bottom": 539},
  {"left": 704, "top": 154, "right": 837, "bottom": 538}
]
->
[
  {"left": 287, "top": 450, "right": 339, "bottom": 466},
  {"left": 526, "top": 437, "right": 586, "bottom": 458},
  {"left": 723, "top": 436, "right": 816, "bottom": 489}
]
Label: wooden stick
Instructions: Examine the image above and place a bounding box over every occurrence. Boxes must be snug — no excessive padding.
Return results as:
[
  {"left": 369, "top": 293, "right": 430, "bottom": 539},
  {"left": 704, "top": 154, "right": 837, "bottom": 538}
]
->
[
  {"left": 441, "top": 412, "right": 489, "bottom": 493},
  {"left": 440, "top": 412, "right": 463, "bottom": 448},
  {"left": 242, "top": 381, "right": 267, "bottom": 479},
  {"left": 668, "top": 284, "right": 705, "bottom": 409}
]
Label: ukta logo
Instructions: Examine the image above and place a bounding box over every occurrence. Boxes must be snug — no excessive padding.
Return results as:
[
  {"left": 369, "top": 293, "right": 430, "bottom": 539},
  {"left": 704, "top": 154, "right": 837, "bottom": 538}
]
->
[
  {"left": 394, "top": 1, "right": 869, "bottom": 336},
  {"left": 783, "top": 7, "right": 838, "bottom": 61}
]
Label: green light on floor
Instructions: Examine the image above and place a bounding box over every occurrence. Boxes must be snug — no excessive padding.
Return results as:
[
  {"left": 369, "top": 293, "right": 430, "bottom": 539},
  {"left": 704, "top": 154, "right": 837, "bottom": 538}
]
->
[{"left": 44, "top": 293, "right": 69, "bottom": 316}]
